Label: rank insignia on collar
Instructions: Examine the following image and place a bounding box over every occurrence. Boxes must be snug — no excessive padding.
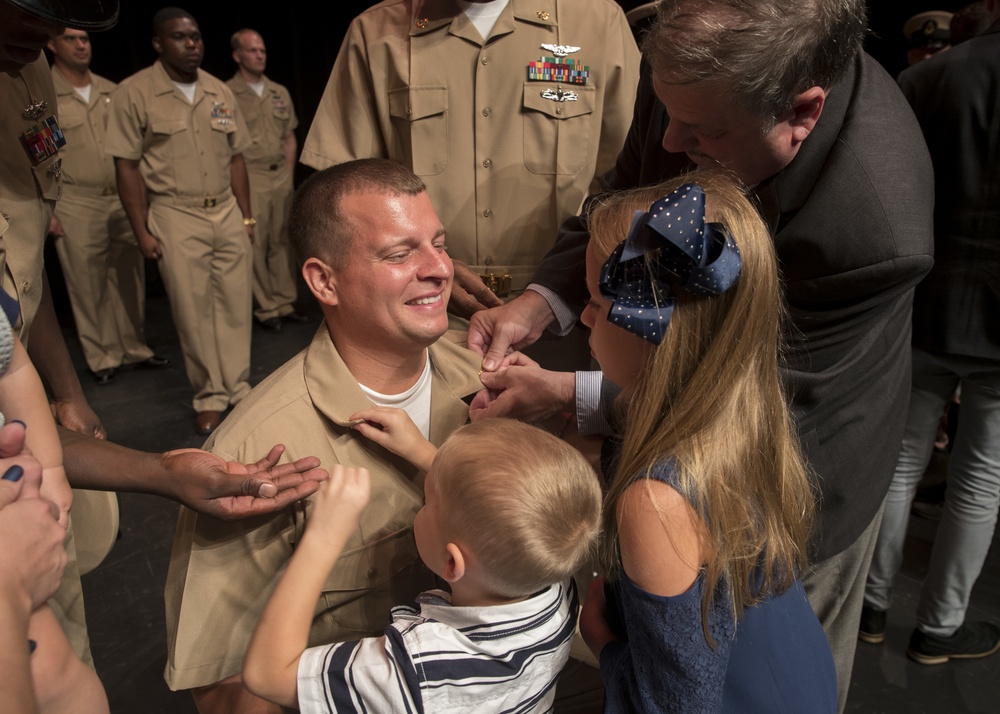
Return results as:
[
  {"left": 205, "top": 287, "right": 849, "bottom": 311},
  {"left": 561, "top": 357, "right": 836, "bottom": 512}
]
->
[
  {"left": 540, "top": 44, "right": 580, "bottom": 57},
  {"left": 540, "top": 87, "right": 578, "bottom": 102},
  {"left": 528, "top": 55, "right": 589, "bottom": 85}
]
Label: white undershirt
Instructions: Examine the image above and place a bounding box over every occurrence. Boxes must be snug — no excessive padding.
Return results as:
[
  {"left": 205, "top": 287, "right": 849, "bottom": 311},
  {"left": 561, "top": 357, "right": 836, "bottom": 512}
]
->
[
  {"left": 247, "top": 79, "right": 266, "bottom": 97},
  {"left": 73, "top": 83, "right": 92, "bottom": 103},
  {"left": 358, "top": 352, "right": 433, "bottom": 439},
  {"left": 172, "top": 81, "right": 196, "bottom": 103},
  {"left": 458, "top": 0, "right": 510, "bottom": 41}
]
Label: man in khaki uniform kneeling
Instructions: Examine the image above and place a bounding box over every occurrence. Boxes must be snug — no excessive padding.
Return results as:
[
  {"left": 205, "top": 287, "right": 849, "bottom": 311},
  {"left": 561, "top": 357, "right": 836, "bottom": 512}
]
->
[{"left": 164, "top": 158, "right": 483, "bottom": 713}]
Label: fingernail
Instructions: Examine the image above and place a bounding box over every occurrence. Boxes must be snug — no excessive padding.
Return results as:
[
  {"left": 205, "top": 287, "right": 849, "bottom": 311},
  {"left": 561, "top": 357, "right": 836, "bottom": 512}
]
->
[
  {"left": 1, "top": 465, "right": 24, "bottom": 481},
  {"left": 483, "top": 359, "right": 495, "bottom": 371},
  {"left": 10, "top": 420, "right": 26, "bottom": 429},
  {"left": 29, "top": 639, "right": 36, "bottom": 654},
  {"left": 258, "top": 483, "right": 277, "bottom": 498}
]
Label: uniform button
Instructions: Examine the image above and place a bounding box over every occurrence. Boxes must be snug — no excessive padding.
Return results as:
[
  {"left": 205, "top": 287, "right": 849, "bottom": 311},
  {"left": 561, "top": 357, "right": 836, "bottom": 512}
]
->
[
  {"left": 481, "top": 56, "right": 489, "bottom": 65},
  {"left": 482, "top": 158, "right": 491, "bottom": 169},
  {"left": 556, "top": 107, "right": 564, "bottom": 115},
  {"left": 367, "top": 567, "right": 378, "bottom": 580},
  {"left": 485, "top": 256, "right": 493, "bottom": 266},
  {"left": 21, "top": 281, "right": 29, "bottom": 292},
  {"left": 483, "top": 208, "right": 492, "bottom": 218},
  {"left": 482, "top": 107, "right": 491, "bottom": 117}
]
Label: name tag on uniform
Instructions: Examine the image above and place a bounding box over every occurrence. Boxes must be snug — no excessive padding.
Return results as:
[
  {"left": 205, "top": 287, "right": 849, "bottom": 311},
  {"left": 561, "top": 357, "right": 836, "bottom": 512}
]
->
[{"left": 19, "top": 115, "right": 66, "bottom": 166}]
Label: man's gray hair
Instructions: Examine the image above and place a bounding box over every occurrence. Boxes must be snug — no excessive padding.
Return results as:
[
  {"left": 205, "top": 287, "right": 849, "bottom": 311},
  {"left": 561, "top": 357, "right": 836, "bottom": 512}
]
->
[{"left": 643, "top": 0, "right": 868, "bottom": 128}]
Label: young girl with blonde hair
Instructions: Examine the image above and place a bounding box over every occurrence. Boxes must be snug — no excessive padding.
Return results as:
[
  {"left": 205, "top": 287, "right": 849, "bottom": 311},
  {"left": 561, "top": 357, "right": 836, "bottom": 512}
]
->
[{"left": 578, "top": 171, "right": 837, "bottom": 712}]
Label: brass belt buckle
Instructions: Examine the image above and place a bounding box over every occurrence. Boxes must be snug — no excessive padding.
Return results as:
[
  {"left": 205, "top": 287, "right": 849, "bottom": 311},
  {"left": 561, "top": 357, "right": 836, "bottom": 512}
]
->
[
  {"left": 480, "top": 272, "right": 511, "bottom": 298},
  {"left": 204, "top": 196, "right": 217, "bottom": 207}
]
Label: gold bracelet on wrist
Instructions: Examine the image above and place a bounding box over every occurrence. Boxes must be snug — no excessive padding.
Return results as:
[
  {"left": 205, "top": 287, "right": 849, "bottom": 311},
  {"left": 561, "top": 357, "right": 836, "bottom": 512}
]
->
[{"left": 243, "top": 217, "right": 257, "bottom": 226}]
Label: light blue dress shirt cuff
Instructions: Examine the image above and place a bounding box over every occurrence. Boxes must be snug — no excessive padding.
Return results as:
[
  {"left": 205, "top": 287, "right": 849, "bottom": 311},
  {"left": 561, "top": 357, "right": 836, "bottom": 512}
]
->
[
  {"left": 576, "top": 370, "right": 614, "bottom": 436},
  {"left": 526, "top": 283, "right": 577, "bottom": 337}
]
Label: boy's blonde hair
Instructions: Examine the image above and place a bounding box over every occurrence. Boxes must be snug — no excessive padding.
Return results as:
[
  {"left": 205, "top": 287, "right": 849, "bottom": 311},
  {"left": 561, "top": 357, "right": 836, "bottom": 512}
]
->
[
  {"left": 589, "top": 169, "right": 815, "bottom": 632},
  {"left": 431, "top": 419, "right": 602, "bottom": 599}
]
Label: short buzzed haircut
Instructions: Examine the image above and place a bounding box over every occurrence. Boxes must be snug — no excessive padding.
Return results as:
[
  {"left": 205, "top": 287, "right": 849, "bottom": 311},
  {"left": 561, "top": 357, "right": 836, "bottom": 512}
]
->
[
  {"left": 230, "top": 28, "right": 259, "bottom": 51},
  {"left": 287, "top": 158, "right": 426, "bottom": 267},
  {"left": 153, "top": 6, "right": 195, "bottom": 34},
  {"left": 431, "top": 419, "right": 603, "bottom": 599}
]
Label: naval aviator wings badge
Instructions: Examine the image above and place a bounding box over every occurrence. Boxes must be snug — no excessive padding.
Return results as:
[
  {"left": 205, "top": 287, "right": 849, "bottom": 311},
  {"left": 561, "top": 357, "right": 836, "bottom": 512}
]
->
[{"left": 540, "top": 44, "right": 580, "bottom": 57}]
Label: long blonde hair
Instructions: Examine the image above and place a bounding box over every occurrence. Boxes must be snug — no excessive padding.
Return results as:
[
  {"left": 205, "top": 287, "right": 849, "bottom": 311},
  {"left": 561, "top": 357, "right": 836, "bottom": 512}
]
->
[{"left": 591, "top": 170, "right": 815, "bottom": 629}]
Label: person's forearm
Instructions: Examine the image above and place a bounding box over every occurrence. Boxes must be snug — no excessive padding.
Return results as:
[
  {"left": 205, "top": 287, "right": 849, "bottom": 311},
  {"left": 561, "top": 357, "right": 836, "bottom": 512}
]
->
[
  {"left": 0, "top": 592, "right": 37, "bottom": 714},
  {"left": 57, "top": 427, "right": 164, "bottom": 495},
  {"left": 114, "top": 158, "right": 150, "bottom": 241},
  {"left": 25, "top": 276, "right": 85, "bottom": 409},
  {"left": 244, "top": 532, "right": 345, "bottom": 706},
  {"left": 282, "top": 131, "right": 297, "bottom": 177},
  {"left": 2, "top": 342, "right": 63, "bottom": 474},
  {"left": 230, "top": 154, "right": 253, "bottom": 220}
]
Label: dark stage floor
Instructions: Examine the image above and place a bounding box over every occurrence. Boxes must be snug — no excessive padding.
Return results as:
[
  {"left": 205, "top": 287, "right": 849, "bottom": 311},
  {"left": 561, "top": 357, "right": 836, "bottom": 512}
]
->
[{"left": 56, "top": 266, "right": 1000, "bottom": 713}]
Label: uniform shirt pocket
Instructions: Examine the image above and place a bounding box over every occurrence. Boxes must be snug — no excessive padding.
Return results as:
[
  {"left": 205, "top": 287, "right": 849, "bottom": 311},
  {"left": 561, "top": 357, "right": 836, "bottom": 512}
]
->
[
  {"left": 318, "top": 526, "right": 431, "bottom": 635},
  {"left": 31, "top": 153, "right": 62, "bottom": 202},
  {"left": 150, "top": 119, "right": 190, "bottom": 160},
  {"left": 388, "top": 85, "right": 448, "bottom": 176},
  {"left": 522, "top": 83, "right": 596, "bottom": 175}
]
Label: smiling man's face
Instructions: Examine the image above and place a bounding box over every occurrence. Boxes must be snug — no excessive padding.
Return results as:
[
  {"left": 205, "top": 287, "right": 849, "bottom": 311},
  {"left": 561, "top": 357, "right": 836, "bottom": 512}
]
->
[{"left": 329, "top": 190, "right": 453, "bottom": 355}]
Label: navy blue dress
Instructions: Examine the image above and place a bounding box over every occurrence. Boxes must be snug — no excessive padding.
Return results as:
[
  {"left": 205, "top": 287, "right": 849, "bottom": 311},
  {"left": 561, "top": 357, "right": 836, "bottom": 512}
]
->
[{"left": 600, "top": 461, "right": 837, "bottom": 713}]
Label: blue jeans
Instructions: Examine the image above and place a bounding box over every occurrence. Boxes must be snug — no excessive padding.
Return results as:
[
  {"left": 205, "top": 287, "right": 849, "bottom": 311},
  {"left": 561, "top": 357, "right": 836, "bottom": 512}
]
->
[{"left": 864, "top": 348, "right": 1000, "bottom": 637}]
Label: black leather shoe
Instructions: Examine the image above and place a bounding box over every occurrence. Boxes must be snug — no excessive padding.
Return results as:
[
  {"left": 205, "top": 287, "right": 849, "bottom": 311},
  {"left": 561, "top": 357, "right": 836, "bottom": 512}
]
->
[
  {"left": 93, "top": 367, "right": 117, "bottom": 386},
  {"left": 282, "top": 310, "right": 310, "bottom": 324},
  {"left": 257, "top": 317, "right": 283, "bottom": 333},
  {"left": 907, "top": 622, "right": 1000, "bottom": 665},
  {"left": 859, "top": 606, "right": 886, "bottom": 644},
  {"left": 135, "top": 354, "right": 170, "bottom": 369}
]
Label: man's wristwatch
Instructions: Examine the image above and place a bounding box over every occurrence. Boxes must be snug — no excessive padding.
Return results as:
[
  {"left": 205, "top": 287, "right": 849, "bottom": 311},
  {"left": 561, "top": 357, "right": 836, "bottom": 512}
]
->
[{"left": 243, "top": 217, "right": 257, "bottom": 226}]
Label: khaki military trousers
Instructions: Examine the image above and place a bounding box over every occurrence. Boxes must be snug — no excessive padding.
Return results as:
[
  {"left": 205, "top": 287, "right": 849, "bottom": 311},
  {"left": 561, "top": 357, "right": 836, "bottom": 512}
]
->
[
  {"left": 148, "top": 195, "right": 252, "bottom": 412},
  {"left": 247, "top": 166, "right": 297, "bottom": 322},
  {"left": 54, "top": 187, "right": 153, "bottom": 373}
]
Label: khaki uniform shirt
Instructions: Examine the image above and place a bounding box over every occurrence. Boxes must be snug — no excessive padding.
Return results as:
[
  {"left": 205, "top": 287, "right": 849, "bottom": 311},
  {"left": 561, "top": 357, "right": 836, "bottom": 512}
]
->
[
  {"left": 50, "top": 67, "right": 117, "bottom": 192},
  {"left": 0, "top": 55, "right": 61, "bottom": 338},
  {"left": 226, "top": 73, "right": 298, "bottom": 170},
  {"left": 105, "top": 61, "right": 250, "bottom": 199},
  {"left": 301, "top": 0, "right": 639, "bottom": 291},
  {"left": 164, "top": 326, "right": 482, "bottom": 690}
]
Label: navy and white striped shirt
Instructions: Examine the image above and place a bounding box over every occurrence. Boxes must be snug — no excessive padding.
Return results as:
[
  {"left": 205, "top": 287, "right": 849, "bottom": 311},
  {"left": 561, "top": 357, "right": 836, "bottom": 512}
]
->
[{"left": 297, "top": 580, "right": 578, "bottom": 713}]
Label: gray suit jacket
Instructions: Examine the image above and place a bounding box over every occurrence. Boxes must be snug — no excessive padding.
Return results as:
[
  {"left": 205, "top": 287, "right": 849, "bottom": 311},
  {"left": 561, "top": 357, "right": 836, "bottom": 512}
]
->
[{"left": 535, "top": 53, "right": 935, "bottom": 561}]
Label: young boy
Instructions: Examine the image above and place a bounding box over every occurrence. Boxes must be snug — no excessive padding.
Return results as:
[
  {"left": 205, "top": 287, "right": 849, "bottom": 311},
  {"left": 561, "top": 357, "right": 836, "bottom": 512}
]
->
[{"left": 243, "top": 418, "right": 602, "bottom": 713}]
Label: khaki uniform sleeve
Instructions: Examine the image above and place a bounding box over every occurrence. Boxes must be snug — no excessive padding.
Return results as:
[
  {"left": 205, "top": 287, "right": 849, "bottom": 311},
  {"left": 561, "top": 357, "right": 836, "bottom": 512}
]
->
[
  {"left": 300, "top": 18, "right": 388, "bottom": 169},
  {"left": 225, "top": 84, "right": 253, "bottom": 156},
  {"left": 105, "top": 82, "right": 146, "bottom": 161},
  {"left": 594, "top": 6, "right": 641, "bottom": 180}
]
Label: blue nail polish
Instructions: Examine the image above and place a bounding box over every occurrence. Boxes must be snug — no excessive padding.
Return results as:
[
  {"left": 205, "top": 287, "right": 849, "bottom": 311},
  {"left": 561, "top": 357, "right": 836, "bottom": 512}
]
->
[
  {"left": 9, "top": 420, "right": 26, "bottom": 429},
  {"left": 29, "top": 639, "right": 36, "bottom": 654},
  {"left": 1, "top": 465, "right": 23, "bottom": 481}
]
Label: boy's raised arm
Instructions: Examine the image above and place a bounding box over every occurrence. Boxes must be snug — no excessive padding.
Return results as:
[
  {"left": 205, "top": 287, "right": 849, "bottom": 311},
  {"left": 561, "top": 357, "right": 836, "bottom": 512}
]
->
[{"left": 243, "top": 466, "right": 371, "bottom": 708}]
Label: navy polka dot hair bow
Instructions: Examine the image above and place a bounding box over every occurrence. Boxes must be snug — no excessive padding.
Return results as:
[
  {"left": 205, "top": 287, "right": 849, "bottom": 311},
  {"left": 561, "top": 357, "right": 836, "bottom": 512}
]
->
[{"left": 598, "top": 183, "right": 742, "bottom": 345}]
